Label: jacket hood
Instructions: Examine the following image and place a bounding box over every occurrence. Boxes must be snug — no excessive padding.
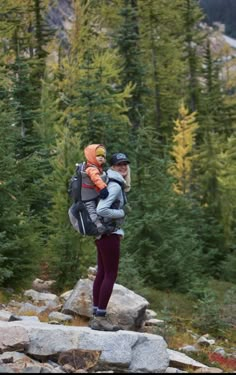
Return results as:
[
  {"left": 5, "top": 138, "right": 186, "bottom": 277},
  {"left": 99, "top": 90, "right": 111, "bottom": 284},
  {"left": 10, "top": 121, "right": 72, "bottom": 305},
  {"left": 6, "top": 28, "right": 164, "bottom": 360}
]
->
[
  {"left": 107, "top": 168, "right": 126, "bottom": 186},
  {"left": 84, "top": 144, "right": 105, "bottom": 167}
]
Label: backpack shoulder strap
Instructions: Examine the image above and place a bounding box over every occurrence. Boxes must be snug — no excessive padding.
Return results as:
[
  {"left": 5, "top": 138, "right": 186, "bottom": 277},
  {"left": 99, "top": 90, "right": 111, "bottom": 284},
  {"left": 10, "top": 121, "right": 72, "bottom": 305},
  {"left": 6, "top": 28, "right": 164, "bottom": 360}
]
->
[
  {"left": 74, "top": 162, "right": 85, "bottom": 201},
  {"left": 108, "top": 178, "right": 127, "bottom": 205},
  {"left": 108, "top": 177, "right": 124, "bottom": 188}
]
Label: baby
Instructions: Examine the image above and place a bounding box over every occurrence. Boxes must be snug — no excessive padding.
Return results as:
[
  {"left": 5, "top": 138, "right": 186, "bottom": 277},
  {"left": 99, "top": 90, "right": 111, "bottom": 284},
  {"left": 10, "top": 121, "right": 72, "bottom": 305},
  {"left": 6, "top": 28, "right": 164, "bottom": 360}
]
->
[{"left": 83, "top": 144, "right": 109, "bottom": 233}]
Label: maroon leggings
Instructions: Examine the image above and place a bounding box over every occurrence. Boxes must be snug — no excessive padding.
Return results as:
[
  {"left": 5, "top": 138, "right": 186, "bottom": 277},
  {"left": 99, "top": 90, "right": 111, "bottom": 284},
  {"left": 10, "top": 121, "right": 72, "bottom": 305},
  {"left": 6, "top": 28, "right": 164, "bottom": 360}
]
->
[{"left": 93, "top": 234, "right": 120, "bottom": 310}]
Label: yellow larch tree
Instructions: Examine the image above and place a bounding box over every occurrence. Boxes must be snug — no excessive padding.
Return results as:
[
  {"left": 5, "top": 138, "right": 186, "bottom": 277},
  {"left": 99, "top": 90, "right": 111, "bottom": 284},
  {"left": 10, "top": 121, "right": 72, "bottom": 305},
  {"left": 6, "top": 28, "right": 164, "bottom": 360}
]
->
[{"left": 169, "top": 103, "right": 199, "bottom": 195}]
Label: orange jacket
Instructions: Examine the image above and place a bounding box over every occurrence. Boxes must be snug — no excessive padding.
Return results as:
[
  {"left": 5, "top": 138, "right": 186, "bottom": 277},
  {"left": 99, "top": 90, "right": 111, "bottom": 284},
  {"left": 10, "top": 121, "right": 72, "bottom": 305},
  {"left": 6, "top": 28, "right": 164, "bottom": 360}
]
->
[{"left": 84, "top": 144, "right": 107, "bottom": 191}]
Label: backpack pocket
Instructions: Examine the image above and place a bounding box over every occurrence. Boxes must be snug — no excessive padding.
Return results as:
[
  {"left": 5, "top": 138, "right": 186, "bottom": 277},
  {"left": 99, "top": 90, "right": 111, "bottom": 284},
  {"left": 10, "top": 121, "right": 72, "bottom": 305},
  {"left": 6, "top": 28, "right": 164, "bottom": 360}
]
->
[{"left": 68, "top": 202, "right": 99, "bottom": 236}]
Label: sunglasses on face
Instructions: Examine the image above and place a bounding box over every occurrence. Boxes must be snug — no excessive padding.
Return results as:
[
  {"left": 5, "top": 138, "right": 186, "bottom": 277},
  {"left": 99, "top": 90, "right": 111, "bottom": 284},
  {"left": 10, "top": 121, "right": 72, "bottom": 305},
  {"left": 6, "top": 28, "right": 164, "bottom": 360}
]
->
[{"left": 96, "top": 154, "right": 106, "bottom": 158}]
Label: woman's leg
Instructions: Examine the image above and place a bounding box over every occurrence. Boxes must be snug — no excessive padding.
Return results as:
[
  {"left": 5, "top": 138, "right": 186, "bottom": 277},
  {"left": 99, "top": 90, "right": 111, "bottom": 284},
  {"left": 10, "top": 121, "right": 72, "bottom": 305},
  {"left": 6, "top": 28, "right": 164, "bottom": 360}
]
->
[
  {"left": 92, "top": 239, "right": 104, "bottom": 309},
  {"left": 90, "top": 234, "right": 121, "bottom": 331},
  {"left": 96, "top": 234, "right": 120, "bottom": 312}
]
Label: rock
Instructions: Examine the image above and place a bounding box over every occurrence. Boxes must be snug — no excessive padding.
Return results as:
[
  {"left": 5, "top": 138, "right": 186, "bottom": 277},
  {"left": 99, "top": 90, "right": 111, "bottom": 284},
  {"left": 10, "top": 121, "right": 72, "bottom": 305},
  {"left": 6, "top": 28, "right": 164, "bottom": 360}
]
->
[
  {"left": 145, "top": 309, "right": 157, "bottom": 320},
  {"left": 20, "top": 365, "right": 42, "bottom": 373},
  {"left": 19, "top": 302, "right": 48, "bottom": 316},
  {"left": 19, "top": 316, "right": 40, "bottom": 323},
  {"left": 0, "top": 311, "right": 21, "bottom": 322},
  {"left": 197, "top": 336, "right": 216, "bottom": 347},
  {"left": 32, "top": 279, "right": 56, "bottom": 293},
  {"left": 60, "top": 291, "right": 73, "bottom": 302},
  {"left": 62, "top": 278, "right": 149, "bottom": 331},
  {"left": 194, "top": 368, "right": 223, "bottom": 373},
  {"left": 62, "top": 363, "right": 76, "bottom": 372},
  {"left": 87, "top": 266, "right": 97, "bottom": 281},
  {"left": 165, "top": 367, "right": 188, "bottom": 373},
  {"left": 8, "top": 315, "right": 22, "bottom": 322},
  {"left": 2, "top": 321, "right": 169, "bottom": 373},
  {"left": 0, "top": 324, "right": 29, "bottom": 353},
  {"left": 7, "top": 301, "right": 22, "bottom": 309},
  {"left": 0, "top": 351, "right": 63, "bottom": 373},
  {"left": 48, "top": 312, "right": 73, "bottom": 323},
  {"left": 58, "top": 349, "right": 101, "bottom": 371},
  {"left": 213, "top": 347, "right": 226, "bottom": 356},
  {"left": 0, "top": 364, "right": 15, "bottom": 373},
  {"left": 179, "top": 345, "right": 199, "bottom": 353},
  {"left": 0, "top": 351, "right": 31, "bottom": 363},
  {"left": 61, "top": 279, "right": 93, "bottom": 318},
  {"left": 24, "top": 290, "right": 60, "bottom": 304},
  {"left": 167, "top": 349, "right": 209, "bottom": 371},
  {"left": 144, "top": 319, "right": 165, "bottom": 327}
]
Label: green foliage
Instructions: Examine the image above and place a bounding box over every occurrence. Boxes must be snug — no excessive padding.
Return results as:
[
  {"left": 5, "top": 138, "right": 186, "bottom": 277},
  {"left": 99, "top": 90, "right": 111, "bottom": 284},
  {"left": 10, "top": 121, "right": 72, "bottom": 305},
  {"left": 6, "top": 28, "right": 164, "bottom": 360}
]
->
[
  {"left": 0, "top": 97, "right": 42, "bottom": 286},
  {"left": 138, "top": 0, "right": 186, "bottom": 143},
  {"left": 115, "top": 0, "right": 147, "bottom": 136},
  {"left": 123, "top": 126, "right": 204, "bottom": 292},
  {"left": 0, "top": 233, "right": 13, "bottom": 284},
  {"left": 192, "top": 288, "right": 228, "bottom": 334},
  {"left": 117, "top": 251, "right": 145, "bottom": 294},
  {"left": 221, "top": 286, "right": 236, "bottom": 327},
  {"left": 190, "top": 207, "right": 225, "bottom": 278},
  {"left": 67, "top": 52, "right": 132, "bottom": 149},
  {"left": 0, "top": 2, "right": 51, "bottom": 287},
  {"left": 180, "top": 0, "right": 205, "bottom": 112},
  {"left": 217, "top": 135, "right": 236, "bottom": 250},
  {"left": 221, "top": 249, "right": 236, "bottom": 283}
]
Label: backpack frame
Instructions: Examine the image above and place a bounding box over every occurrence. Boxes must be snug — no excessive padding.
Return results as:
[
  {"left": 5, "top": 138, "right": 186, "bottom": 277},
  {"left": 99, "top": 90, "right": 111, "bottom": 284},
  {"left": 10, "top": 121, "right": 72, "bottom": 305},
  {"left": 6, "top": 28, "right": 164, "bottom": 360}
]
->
[{"left": 68, "top": 163, "right": 125, "bottom": 236}]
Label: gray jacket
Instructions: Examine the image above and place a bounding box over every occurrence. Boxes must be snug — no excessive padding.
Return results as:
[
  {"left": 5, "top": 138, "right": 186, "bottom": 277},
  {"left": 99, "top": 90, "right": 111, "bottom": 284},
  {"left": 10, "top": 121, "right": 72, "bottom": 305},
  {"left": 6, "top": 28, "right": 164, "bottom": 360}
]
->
[{"left": 96, "top": 168, "right": 127, "bottom": 237}]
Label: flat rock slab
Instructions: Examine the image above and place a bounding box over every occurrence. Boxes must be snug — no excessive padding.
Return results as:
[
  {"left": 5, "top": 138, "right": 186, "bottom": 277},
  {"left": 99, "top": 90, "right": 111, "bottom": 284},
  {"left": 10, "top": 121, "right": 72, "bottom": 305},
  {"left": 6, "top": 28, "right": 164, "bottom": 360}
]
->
[
  {"left": 168, "top": 349, "right": 209, "bottom": 370},
  {"left": 0, "top": 321, "right": 169, "bottom": 373}
]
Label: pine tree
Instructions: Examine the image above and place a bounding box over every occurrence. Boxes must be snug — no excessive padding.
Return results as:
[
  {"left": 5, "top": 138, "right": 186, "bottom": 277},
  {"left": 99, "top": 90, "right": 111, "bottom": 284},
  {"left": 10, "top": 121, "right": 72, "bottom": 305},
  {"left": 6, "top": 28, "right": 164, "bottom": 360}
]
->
[
  {"left": 115, "top": 0, "right": 147, "bottom": 137},
  {"left": 180, "top": 0, "right": 205, "bottom": 112},
  {"left": 196, "top": 39, "right": 234, "bottom": 225},
  {"left": 0, "top": 63, "right": 42, "bottom": 287},
  {"left": 138, "top": 0, "right": 186, "bottom": 146},
  {"left": 0, "top": 66, "right": 18, "bottom": 285},
  {"left": 199, "top": 39, "right": 235, "bottom": 138},
  {"left": 57, "top": 0, "right": 133, "bottom": 151},
  {"left": 0, "top": 0, "right": 55, "bottom": 286},
  {"left": 217, "top": 135, "right": 236, "bottom": 249}
]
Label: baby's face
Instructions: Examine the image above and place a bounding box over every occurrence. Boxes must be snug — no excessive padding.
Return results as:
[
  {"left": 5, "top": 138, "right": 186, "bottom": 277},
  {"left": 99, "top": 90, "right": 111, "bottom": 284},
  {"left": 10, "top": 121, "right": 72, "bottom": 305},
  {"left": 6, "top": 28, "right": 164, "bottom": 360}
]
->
[{"left": 96, "top": 155, "right": 106, "bottom": 165}]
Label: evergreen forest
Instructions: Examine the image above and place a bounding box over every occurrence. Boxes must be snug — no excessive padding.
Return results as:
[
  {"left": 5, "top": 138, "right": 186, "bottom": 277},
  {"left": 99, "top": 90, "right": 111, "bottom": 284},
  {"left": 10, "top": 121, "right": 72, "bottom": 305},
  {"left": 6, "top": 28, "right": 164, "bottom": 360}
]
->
[{"left": 0, "top": 0, "right": 235, "bottom": 297}]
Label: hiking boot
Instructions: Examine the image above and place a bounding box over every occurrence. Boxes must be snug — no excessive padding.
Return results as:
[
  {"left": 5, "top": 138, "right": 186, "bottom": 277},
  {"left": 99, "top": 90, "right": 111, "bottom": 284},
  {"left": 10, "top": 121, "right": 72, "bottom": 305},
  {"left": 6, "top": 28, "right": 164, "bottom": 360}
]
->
[{"left": 89, "top": 316, "right": 121, "bottom": 332}]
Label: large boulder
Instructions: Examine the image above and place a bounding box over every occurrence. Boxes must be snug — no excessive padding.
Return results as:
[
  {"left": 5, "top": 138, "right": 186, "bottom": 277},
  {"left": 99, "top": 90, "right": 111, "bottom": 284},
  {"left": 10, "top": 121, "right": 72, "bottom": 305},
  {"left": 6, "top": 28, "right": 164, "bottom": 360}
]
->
[
  {"left": 0, "top": 321, "right": 169, "bottom": 373},
  {"left": 62, "top": 278, "right": 149, "bottom": 330}
]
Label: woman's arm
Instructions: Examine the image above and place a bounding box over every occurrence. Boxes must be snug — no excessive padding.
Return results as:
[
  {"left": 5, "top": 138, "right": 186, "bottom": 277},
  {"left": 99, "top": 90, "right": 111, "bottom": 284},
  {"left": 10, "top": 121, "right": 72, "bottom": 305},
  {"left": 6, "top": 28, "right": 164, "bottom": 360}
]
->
[{"left": 96, "top": 182, "right": 125, "bottom": 219}]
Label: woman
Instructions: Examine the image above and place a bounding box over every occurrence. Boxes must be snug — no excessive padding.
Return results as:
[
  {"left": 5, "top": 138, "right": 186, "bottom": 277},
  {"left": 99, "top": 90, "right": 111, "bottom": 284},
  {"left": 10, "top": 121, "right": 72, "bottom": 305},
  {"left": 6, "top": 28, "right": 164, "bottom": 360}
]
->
[{"left": 89, "top": 152, "right": 131, "bottom": 331}]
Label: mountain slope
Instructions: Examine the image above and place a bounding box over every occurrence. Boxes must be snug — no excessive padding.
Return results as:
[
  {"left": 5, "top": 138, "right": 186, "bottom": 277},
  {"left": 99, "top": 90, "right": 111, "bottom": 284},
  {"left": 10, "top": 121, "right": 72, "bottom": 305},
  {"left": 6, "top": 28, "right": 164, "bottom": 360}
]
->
[{"left": 200, "top": 0, "right": 236, "bottom": 38}]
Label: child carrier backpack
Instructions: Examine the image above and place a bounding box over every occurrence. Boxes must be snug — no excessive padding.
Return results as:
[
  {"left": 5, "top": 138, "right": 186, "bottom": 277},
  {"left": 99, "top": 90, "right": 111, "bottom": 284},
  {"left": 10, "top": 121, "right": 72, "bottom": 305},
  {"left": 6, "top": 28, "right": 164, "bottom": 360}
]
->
[{"left": 68, "top": 162, "right": 124, "bottom": 236}]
